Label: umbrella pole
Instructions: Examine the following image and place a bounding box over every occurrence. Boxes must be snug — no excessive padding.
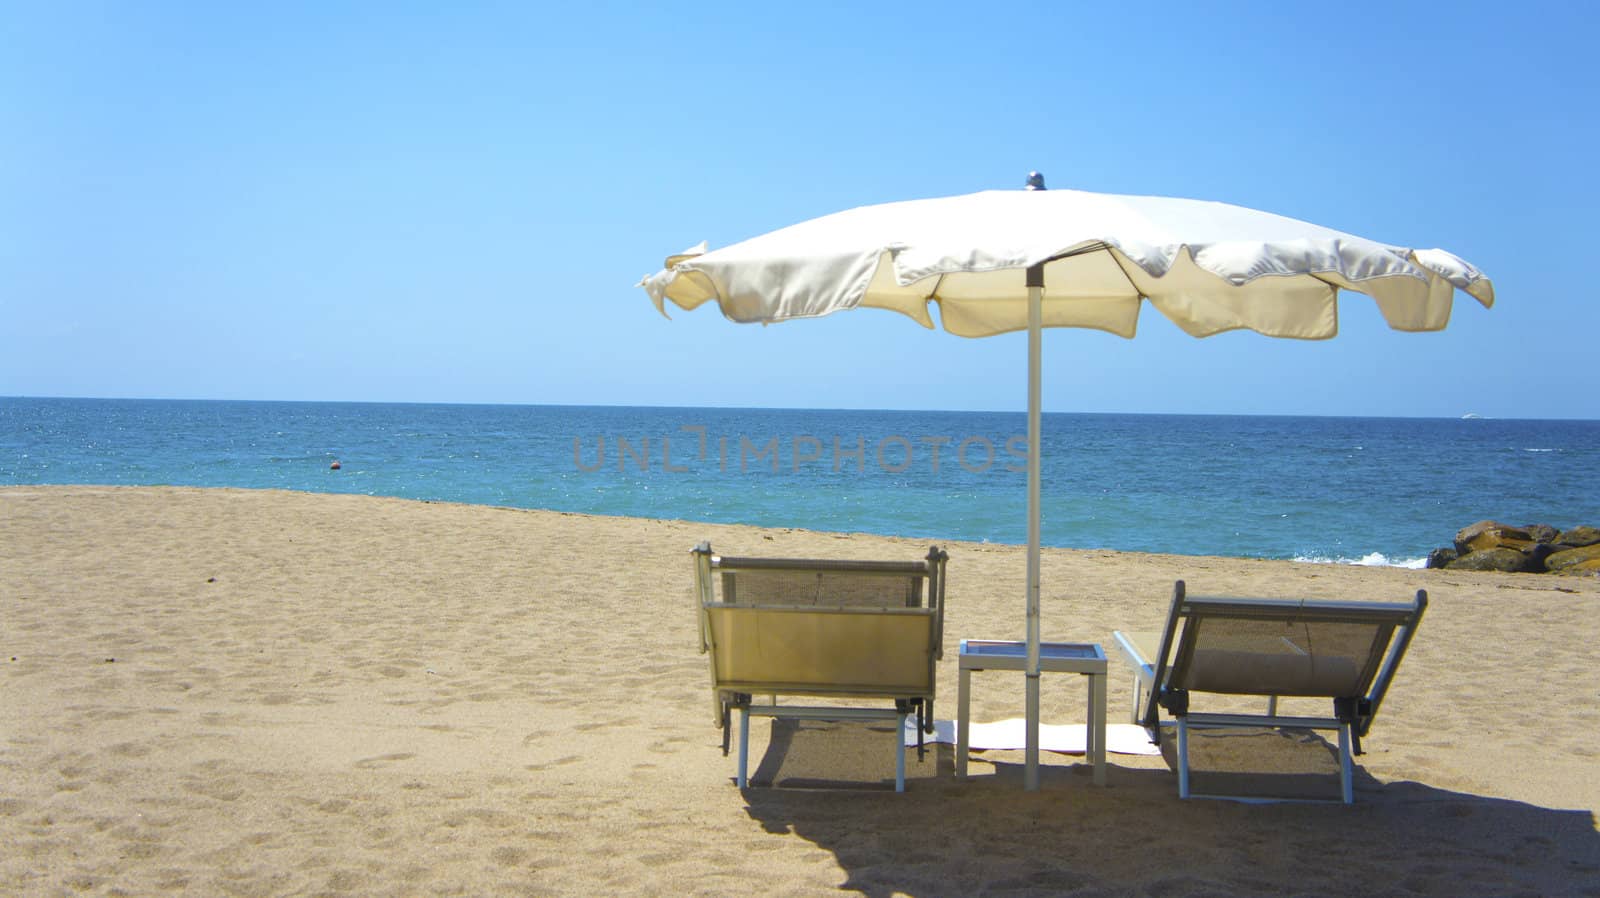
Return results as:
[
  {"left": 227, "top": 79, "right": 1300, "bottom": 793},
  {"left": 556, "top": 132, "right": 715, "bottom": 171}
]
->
[{"left": 1024, "top": 267, "right": 1043, "bottom": 791}]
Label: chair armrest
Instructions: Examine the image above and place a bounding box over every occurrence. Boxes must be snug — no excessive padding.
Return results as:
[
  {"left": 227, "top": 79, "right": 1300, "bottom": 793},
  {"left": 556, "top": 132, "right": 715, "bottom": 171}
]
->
[{"left": 1112, "top": 630, "right": 1157, "bottom": 680}]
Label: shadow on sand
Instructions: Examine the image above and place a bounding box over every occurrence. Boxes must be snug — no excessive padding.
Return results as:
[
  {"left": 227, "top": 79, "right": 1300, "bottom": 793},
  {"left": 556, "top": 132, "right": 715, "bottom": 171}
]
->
[{"left": 740, "top": 721, "right": 1600, "bottom": 897}]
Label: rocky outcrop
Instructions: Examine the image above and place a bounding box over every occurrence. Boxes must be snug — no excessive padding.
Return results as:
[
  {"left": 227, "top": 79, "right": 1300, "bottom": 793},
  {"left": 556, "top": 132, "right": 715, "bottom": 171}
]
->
[
  {"left": 1524, "top": 524, "right": 1560, "bottom": 544},
  {"left": 1430, "top": 520, "right": 1600, "bottom": 576},
  {"left": 1462, "top": 525, "right": 1536, "bottom": 555},
  {"left": 1445, "top": 547, "right": 1536, "bottom": 573},
  {"left": 1556, "top": 526, "right": 1600, "bottom": 549},
  {"left": 1545, "top": 543, "right": 1600, "bottom": 574}
]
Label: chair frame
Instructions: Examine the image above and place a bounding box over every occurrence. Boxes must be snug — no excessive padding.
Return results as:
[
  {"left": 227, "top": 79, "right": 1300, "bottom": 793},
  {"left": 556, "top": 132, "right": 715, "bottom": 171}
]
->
[
  {"left": 1114, "top": 580, "right": 1427, "bottom": 804},
  {"left": 692, "top": 542, "right": 948, "bottom": 792}
]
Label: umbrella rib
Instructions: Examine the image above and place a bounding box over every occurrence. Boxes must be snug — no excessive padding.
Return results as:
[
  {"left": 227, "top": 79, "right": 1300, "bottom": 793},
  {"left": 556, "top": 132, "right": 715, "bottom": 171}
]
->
[
  {"left": 1040, "top": 241, "right": 1114, "bottom": 265},
  {"left": 1037, "top": 240, "right": 1147, "bottom": 300},
  {"left": 1097, "top": 244, "right": 1148, "bottom": 302},
  {"left": 1039, "top": 241, "right": 1147, "bottom": 309}
]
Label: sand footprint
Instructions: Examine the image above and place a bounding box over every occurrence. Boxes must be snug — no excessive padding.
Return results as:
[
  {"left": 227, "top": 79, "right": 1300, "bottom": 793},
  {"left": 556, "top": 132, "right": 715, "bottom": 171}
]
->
[
  {"left": 573, "top": 716, "right": 639, "bottom": 733},
  {"left": 353, "top": 752, "right": 416, "bottom": 769},
  {"left": 646, "top": 735, "right": 693, "bottom": 755},
  {"left": 523, "top": 755, "right": 581, "bottom": 772},
  {"left": 490, "top": 845, "right": 529, "bottom": 867},
  {"left": 181, "top": 777, "right": 244, "bottom": 802},
  {"left": 0, "top": 798, "right": 32, "bottom": 818}
]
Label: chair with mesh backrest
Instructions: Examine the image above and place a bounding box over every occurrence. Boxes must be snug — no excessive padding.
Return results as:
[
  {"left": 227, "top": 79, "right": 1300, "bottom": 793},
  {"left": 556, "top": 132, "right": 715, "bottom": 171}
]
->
[
  {"left": 1113, "top": 580, "right": 1426, "bottom": 803},
  {"left": 692, "top": 542, "right": 947, "bottom": 792}
]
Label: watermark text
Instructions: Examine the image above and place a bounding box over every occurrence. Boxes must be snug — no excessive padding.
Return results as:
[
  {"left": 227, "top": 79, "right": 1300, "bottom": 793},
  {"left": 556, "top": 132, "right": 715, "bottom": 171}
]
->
[{"left": 572, "top": 425, "right": 1027, "bottom": 475}]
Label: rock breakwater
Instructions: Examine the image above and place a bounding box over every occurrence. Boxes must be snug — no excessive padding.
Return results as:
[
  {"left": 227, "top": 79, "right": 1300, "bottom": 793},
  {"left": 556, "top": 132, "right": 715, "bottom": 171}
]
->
[{"left": 1428, "top": 521, "right": 1600, "bottom": 574}]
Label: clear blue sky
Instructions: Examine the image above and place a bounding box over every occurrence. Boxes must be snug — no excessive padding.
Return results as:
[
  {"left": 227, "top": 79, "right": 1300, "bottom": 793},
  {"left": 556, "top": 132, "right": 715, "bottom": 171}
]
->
[{"left": 3, "top": 2, "right": 1595, "bottom": 418}]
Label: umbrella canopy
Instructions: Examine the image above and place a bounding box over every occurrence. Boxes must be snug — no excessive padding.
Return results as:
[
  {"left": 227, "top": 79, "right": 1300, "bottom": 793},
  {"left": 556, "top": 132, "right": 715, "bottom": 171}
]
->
[
  {"left": 640, "top": 181, "right": 1493, "bottom": 790},
  {"left": 643, "top": 186, "right": 1493, "bottom": 339}
]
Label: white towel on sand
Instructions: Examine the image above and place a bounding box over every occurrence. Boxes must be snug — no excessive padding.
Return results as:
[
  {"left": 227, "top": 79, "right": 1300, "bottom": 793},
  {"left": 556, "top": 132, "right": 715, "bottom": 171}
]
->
[{"left": 903, "top": 718, "right": 1161, "bottom": 756}]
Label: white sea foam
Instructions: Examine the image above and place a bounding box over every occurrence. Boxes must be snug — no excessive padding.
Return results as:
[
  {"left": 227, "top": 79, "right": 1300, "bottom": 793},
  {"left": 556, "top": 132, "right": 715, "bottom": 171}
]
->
[{"left": 1293, "top": 552, "right": 1427, "bottom": 569}]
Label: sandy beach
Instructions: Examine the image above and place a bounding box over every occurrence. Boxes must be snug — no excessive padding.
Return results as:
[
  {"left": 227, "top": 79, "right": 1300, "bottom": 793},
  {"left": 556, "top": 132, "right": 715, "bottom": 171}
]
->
[{"left": 3, "top": 485, "right": 1597, "bottom": 896}]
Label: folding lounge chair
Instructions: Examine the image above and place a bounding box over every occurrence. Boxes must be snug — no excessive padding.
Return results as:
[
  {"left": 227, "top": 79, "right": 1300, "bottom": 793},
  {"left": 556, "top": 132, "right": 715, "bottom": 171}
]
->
[
  {"left": 1113, "top": 581, "right": 1426, "bottom": 803},
  {"left": 691, "top": 543, "right": 948, "bottom": 792}
]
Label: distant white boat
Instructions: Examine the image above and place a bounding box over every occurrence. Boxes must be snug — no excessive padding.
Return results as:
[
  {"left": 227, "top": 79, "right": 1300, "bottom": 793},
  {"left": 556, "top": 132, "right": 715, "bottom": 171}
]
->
[{"left": 1461, "top": 413, "right": 1487, "bottom": 419}]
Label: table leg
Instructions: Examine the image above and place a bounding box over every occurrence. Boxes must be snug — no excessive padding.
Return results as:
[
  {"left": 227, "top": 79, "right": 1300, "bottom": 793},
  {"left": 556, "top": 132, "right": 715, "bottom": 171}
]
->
[
  {"left": 1090, "top": 671, "right": 1107, "bottom": 786},
  {"left": 1084, "top": 673, "right": 1096, "bottom": 775},
  {"left": 956, "top": 667, "right": 971, "bottom": 778}
]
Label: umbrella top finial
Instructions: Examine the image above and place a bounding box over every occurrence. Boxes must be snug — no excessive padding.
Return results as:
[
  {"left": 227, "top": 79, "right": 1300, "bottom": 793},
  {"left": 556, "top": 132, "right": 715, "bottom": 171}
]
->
[{"left": 1024, "top": 171, "right": 1046, "bottom": 191}]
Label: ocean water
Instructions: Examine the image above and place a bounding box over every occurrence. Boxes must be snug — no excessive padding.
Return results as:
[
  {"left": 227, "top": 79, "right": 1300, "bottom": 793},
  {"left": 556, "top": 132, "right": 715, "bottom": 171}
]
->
[{"left": 3, "top": 397, "right": 1597, "bottom": 566}]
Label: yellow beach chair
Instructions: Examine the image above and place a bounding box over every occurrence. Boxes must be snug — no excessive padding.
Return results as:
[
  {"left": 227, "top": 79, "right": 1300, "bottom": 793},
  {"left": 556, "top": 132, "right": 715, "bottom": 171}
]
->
[{"left": 691, "top": 543, "right": 947, "bottom": 792}]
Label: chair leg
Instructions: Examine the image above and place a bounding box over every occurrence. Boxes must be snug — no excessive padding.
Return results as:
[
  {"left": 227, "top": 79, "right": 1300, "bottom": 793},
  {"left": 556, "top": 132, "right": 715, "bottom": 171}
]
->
[
  {"left": 737, "top": 707, "right": 751, "bottom": 789},
  {"left": 916, "top": 700, "right": 927, "bottom": 762},
  {"left": 956, "top": 667, "right": 971, "bottom": 778},
  {"left": 895, "top": 710, "right": 907, "bottom": 793},
  {"left": 1176, "top": 716, "right": 1191, "bottom": 799},
  {"left": 1338, "top": 722, "right": 1354, "bottom": 804}
]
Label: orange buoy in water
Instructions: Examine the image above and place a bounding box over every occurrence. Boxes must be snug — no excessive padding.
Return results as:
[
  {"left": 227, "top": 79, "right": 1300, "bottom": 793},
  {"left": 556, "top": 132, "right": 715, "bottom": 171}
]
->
[{"left": 330, "top": 460, "right": 342, "bottom": 470}]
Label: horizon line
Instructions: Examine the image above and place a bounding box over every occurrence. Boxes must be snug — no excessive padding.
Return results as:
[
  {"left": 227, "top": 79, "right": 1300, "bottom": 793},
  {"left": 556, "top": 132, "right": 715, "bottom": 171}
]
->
[{"left": 3, "top": 394, "right": 1592, "bottom": 423}]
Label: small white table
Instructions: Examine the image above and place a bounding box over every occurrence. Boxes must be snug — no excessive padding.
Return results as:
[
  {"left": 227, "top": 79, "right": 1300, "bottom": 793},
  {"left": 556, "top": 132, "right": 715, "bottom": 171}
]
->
[{"left": 956, "top": 640, "right": 1108, "bottom": 785}]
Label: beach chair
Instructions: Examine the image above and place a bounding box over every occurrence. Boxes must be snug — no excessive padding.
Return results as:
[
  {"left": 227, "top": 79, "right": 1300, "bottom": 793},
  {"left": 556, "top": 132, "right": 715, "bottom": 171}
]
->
[
  {"left": 691, "top": 542, "right": 948, "bottom": 792},
  {"left": 1113, "top": 581, "right": 1426, "bottom": 803}
]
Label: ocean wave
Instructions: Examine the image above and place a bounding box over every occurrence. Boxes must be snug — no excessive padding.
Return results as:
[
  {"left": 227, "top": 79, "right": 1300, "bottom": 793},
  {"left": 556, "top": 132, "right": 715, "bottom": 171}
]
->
[{"left": 1293, "top": 552, "right": 1427, "bottom": 569}]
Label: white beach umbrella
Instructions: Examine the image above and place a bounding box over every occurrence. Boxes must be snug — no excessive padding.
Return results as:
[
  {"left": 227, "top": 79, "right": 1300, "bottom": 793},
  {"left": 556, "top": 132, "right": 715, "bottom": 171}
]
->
[{"left": 639, "top": 175, "right": 1494, "bottom": 790}]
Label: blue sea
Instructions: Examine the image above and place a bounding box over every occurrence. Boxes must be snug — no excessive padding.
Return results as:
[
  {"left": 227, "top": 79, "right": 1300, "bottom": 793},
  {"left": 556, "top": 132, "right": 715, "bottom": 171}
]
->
[{"left": 3, "top": 397, "right": 1596, "bottom": 566}]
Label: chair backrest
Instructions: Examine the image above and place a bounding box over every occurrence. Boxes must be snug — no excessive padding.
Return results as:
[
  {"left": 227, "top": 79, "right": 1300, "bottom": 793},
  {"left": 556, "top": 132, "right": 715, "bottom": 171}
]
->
[
  {"left": 719, "top": 566, "right": 925, "bottom": 608},
  {"left": 691, "top": 543, "right": 948, "bottom": 699},
  {"left": 1145, "top": 580, "right": 1427, "bottom": 736}
]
